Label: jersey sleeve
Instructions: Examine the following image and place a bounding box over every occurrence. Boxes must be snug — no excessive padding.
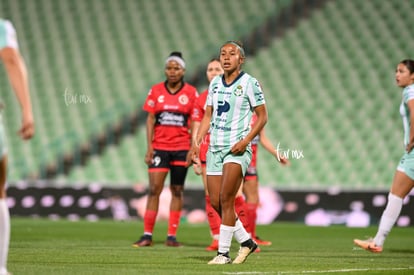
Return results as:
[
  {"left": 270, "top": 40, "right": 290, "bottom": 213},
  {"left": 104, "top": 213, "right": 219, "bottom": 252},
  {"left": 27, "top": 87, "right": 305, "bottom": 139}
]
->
[
  {"left": 247, "top": 77, "right": 266, "bottom": 107},
  {"left": 143, "top": 88, "right": 156, "bottom": 113},
  {"left": 403, "top": 86, "right": 414, "bottom": 103},
  {"left": 207, "top": 76, "right": 220, "bottom": 107},
  {"left": 0, "top": 19, "right": 19, "bottom": 50},
  {"left": 191, "top": 90, "right": 206, "bottom": 122},
  {"left": 189, "top": 88, "right": 199, "bottom": 118}
]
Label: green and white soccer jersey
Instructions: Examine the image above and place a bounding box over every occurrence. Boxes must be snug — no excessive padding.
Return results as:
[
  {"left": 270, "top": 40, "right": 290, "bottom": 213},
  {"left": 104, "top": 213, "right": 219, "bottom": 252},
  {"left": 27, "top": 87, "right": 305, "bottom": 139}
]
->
[
  {"left": 0, "top": 19, "right": 18, "bottom": 50},
  {"left": 206, "top": 72, "right": 265, "bottom": 152},
  {"left": 397, "top": 84, "right": 414, "bottom": 179},
  {"left": 0, "top": 18, "right": 17, "bottom": 157},
  {"left": 400, "top": 84, "right": 414, "bottom": 148}
]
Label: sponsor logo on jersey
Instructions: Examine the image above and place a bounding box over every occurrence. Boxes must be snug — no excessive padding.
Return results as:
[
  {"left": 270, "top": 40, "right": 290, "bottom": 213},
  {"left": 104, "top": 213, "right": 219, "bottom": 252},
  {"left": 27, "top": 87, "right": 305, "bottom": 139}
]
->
[
  {"left": 217, "top": 101, "right": 230, "bottom": 116},
  {"left": 212, "top": 84, "right": 219, "bottom": 94},
  {"left": 158, "top": 95, "right": 165, "bottom": 103},
  {"left": 157, "top": 111, "right": 187, "bottom": 127},
  {"left": 164, "top": 104, "right": 179, "bottom": 110},
  {"left": 179, "top": 95, "right": 189, "bottom": 105}
]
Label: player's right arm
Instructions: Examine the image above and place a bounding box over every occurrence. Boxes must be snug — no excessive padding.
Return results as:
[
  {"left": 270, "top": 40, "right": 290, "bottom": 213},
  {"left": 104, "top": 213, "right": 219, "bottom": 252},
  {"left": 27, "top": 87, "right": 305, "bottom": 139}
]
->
[
  {"left": 144, "top": 112, "right": 155, "bottom": 165},
  {"left": 0, "top": 21, "right": 34, "bottom": 140}
]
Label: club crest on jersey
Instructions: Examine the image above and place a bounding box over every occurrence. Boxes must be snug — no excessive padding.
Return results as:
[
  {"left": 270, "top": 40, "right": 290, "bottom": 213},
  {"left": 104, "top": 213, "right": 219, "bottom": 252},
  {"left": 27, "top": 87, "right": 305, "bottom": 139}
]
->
[
  {"left": 179, "top": 95, "right": 189, "bottom": 105},
  {"left": 158, "top": 95, "right": 165, "bottom": 103},
  {"left": 234, "top": 85, "right": 243, "bottom": 96},
  {"left": 147, "top": 99, "right": 155, "bottom": 107}
]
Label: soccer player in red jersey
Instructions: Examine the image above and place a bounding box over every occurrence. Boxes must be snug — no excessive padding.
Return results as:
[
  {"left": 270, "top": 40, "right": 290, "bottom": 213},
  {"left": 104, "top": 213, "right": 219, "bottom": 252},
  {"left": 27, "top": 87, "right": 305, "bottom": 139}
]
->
[
  {"left": 243, "top": 114, "right": 289, "bottom": 246},
  {"left": 192, "top": 58, "right": 223, "bottom": 251},
  {"left": 133, "top": 52, "right": 198, "bottom": 247}
]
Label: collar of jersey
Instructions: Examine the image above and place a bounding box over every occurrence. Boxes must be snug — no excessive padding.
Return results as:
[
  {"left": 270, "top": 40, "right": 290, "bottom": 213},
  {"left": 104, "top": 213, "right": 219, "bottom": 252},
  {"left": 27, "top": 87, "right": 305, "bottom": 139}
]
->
[
  {"left": 221, "top": 71, "right": 245, "bottom": 88},
  {"left": 164, "top": 80, "right": 185, "bottom": 95}
]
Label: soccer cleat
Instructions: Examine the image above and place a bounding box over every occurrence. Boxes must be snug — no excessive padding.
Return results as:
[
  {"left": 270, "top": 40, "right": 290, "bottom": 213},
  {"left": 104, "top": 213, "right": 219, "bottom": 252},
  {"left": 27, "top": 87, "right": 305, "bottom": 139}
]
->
[
  {"left": 165, "top": 236, "right": 182, "bottom": 247},
  {"left": 205, "top": 239, "right": 219, "bottom": 251},
  {"left": 132, "top": 234, "right": 153, "bottom": 247},
  {"left": 208, "top": 254, "right": 232, "bottom": 265},
  {"left": 254, "top": 236, "right": 272, "bottom": 246},
  {"left": 233, "top": 240, "right": 258, "bottom": 264},
  {"left": 353, "top": 238, "right": 383, "bottom": 253}
]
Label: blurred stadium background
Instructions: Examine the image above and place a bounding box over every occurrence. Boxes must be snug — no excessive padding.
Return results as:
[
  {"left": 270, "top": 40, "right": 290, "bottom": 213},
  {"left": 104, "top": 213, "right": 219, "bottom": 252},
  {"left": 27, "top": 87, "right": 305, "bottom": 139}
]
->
[{"left": 0, "top": 0, "right": 413, "bottom": 224}]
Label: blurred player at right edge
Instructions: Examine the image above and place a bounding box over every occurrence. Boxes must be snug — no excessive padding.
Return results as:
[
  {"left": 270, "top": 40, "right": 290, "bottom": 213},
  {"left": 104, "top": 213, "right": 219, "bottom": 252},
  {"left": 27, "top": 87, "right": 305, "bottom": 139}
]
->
[
  {"left": 0, "top": 18, "right": 35, "bottom": 275},
  {"left": 354, "top": 59, "right": 414, "bottom": 253},
  {"left": 191, "top": 58, "right": 223, "bottom": 250},
  {"left": 243, "top": 113, "right": 289, "bottom": 246}
]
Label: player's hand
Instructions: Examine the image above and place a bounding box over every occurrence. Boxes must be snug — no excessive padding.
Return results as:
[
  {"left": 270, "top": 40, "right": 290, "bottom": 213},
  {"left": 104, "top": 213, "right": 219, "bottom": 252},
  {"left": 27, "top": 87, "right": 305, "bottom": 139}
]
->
[
  {"left": 185, "top": 149, "right": 194, "bottom": 167},
  {"left": 144, "top": 147, "right": 154, "bottom": 165},
  {"left": 18, "top": 112, "right": 34, "bottom": 140},
  {"left": 189, "top": 144, "right": 200, "bottom": 162},
  {"left": 192, "top": 158, "right": 202, "bottom": 175},
  {"left": 406, "top": 143, "right": 414, "bottom": 153},
  {"left": 275, "top": 150, "right": 290, "bottom": 166},
  {"left": 231, "top": 139, "right": 248, "bottom": 155}
]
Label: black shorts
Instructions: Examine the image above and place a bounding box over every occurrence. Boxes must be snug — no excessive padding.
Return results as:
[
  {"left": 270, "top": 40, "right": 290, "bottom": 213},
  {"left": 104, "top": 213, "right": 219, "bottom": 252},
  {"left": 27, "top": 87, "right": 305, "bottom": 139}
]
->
[{"left": 148, "top": 149, "right": 189, "bottom": 186}]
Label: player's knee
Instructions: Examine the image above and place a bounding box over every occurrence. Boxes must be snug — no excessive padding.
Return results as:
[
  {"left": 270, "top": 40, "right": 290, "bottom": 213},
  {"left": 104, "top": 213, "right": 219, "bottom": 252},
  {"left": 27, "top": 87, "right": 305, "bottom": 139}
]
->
[
  {"left": 148, "top": 186, "right": 163, "bottom": 197},
  {"left": 170, "top": 185, "right": 183, "bottom": 198},
  {"left": 220, "top": 196, "right": 234, "bottom": 209}
]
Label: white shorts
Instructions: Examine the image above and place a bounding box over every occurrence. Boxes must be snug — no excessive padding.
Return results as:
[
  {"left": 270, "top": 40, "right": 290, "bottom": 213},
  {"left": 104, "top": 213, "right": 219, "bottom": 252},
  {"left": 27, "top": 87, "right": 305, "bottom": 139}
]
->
[{"left": 206, "top": 147, "right": 252, "bottom": 176}]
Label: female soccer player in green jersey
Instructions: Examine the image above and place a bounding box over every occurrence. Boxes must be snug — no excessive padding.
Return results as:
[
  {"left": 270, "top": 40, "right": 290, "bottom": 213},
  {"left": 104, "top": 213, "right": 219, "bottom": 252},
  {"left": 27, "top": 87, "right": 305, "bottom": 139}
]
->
[
  {"left": 354, "top": 59, "right": 414, "bottom": 253},
  {"left": 191, "top": 41, "right": 267, "bottom": 264},
  {"left": 0, "top": 18, "right": 35, "bottom": 275}
]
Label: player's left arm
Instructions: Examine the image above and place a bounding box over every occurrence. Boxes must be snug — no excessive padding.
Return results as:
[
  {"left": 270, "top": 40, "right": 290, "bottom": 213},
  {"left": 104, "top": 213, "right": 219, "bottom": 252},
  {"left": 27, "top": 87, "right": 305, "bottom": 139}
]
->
[{"left": 406, "top": 99, "right": 414, "bottom": 153}]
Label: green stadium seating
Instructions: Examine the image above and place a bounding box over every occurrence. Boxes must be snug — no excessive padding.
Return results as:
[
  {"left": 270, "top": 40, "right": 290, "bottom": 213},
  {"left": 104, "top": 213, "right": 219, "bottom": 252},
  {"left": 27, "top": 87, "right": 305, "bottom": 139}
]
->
[
  {"left": 242, "top": 0, "right": 411, "bottom": 190},
  {"left": 0, "top": 0, "right": 285, "bottom": 184},
  {"left": 1, "top": 0, "right": 412, "bottom": 191}
]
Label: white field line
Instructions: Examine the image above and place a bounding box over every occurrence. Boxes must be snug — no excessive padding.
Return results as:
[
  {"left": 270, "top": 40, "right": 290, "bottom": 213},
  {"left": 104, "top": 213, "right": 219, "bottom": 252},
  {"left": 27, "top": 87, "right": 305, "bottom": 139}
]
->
[{"left": 223, "top": 266, "right": 414, "bottom": 275}]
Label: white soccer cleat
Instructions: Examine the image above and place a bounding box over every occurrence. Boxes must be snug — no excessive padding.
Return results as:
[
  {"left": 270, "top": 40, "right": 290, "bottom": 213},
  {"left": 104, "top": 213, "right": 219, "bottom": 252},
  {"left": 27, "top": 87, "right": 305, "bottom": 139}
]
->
[
  {"left": 208, "top": 254, "right": 232, "bottom": 265},
  {"left": 233, "top": 241, "right": 258, "bottom": 264}
]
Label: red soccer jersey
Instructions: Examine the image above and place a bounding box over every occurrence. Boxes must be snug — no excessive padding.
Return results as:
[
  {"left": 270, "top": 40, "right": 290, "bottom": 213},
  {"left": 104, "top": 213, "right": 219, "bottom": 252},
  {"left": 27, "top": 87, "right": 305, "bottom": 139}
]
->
[
  {"left": 192, "top": 90, "right": 208, "bottom": 122},
  {"left": 192, "top": 90, "right": 210, "bottom": 162},
  {"left": 143, "top": 81, "right": 198, "bottom": 151}
]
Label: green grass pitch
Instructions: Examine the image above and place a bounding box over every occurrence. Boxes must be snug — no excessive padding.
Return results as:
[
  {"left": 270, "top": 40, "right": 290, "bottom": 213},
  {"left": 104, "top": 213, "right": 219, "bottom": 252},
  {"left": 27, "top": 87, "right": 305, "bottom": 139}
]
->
[{"left": 8, "top": 218, "right": 414, "bottom": 274}]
